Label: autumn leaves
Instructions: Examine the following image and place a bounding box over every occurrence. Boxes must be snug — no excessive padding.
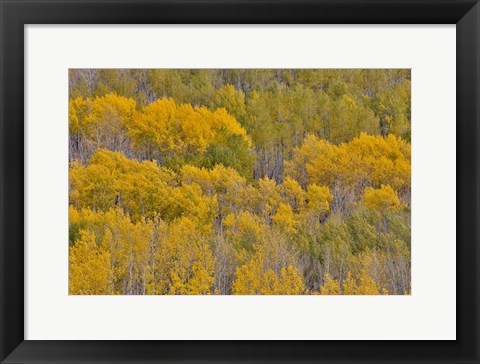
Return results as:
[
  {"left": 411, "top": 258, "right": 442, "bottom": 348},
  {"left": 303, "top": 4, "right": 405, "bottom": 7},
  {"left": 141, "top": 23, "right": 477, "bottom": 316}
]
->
[
  {"left": 69, "top": 133, "right": 410, "bottom": 294},
  {"left": 68, "top": 69, "right": 411, "bottom": 295}
]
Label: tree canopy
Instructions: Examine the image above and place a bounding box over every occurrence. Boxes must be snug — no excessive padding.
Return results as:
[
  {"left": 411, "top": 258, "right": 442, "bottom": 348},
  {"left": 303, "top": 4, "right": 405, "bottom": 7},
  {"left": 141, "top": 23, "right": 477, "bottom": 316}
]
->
[{"left": 69, "top": 69, "right": 411, "bottom": 295}]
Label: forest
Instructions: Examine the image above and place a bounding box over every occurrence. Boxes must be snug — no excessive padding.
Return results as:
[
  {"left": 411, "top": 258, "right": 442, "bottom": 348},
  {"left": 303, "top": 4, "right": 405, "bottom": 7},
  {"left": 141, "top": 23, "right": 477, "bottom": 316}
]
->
[{"left": 69, "top": 69, "right": 411, "bottom": 295}]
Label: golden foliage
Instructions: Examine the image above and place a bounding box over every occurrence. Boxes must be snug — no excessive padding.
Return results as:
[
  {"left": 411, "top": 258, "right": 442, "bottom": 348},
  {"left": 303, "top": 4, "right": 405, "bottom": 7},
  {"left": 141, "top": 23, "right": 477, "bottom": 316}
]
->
[
  {"left": 272, "top": 203, "right": 298, "bottom": 234},
  {"left": 286, "top": 133, "right": 411, "bottom": 194},
  {"left": 69, "top": 93, "right": 136, "bottom": 152},
  {"left": 342, "top": 271, "right": 381, "bottom": 295},
  {"left": 69, "top": 230, "right": 113, "bottom": 295},
  {"left": 233, "top": 252, "right": 305, "bottom": 295},
  {"left": 128, "top": 98, "right": 250, "bottom": 158},
  {"left": 232, "top": 227, "right": 306, "bottom": 295},
  {"left": 70, "top": 149, "right": 216, "bottom": 228},
  {"left": 68, "top": 70, "right": 411, "bottom": 295},
  {"left": 156, "top": 217, "right": 215, "bottom": 295},
  {"left": 320, "top": 274, "right": 342, "bottom": 295},
  {"left": 363, "top": 184, "right": 402, "bottom": 212}
]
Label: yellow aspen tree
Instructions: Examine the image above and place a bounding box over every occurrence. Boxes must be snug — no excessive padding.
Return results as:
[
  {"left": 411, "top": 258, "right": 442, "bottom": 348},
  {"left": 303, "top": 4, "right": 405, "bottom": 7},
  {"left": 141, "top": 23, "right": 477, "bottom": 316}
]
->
[
  {"left": 212, "top": 84, "right": 246, "bottom": 120},
  {"left": 285, "top": 133, "right": 410, "bottom": 203},
  {"left": 276, "top": 266, "right": 305, "bottom": 295},
  {"left": 69, "top": 230, "right": 113, "bottom": 295},
  {"left": 181, "top": 164, "right": 247, "bottom": 221},
  {"left": 232, "top": 252, "right": 264, "bottom": 294},
  {"left": 301, "top": 184, "right": 333, "bottom": 228},
  {"left": 259, "top": 269, "right": 281, "bottom": 295},
  {"left": 320, "top": 274, "right": 342, "bottom": 295},
  {"left": 69, "top": 93, "right": 136, "bottom": 158},
  {"left": 342, "top": 270, "right": 380, "bottom": 295},
  {"left": 356, "top": 270, "right": 381, "bottom": 295},
  {"left": 306, "top": 184, "right": 333, "bottom": 214},
  {"left": 256, "top": 178, "right": 281, "bottom": 222},
  {"left": 363, "top": 184, "right": 402, "bottom": 212},
  {"left": 272, "top": 203, "right": 298, "bottom": 234},
  {"left": 233, "top": 256, "right": 305, "bottom": 295},
  {"left": 158, "top": 217, "right": 215, "bottom": 295},
  {"left": 69, "top": 97, "right": 90, "bottom": 135},
  {"left": 225, "top": 211, "right": 263, "bottom": 238},
  {"left": 342, "top": 272, "right": 359, "bottom": 295},
  {"left": 280, "top": 178, "right": 306, "bottom": 212},
  {"left": 233, "top": 231, "right": 306, "bottom": 295},
  {"left": 129, "top": 98, "right": 250, "bottom": 160}
]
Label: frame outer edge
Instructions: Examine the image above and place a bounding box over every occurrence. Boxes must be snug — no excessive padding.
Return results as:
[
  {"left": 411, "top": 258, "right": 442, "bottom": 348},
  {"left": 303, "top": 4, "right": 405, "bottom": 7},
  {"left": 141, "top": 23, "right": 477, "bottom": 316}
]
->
[
  {"left": 1, "top": 0, "right": 480, "bottom": 363},
  {"left": 0, "top": 0, "right": 25, "bottom": 362},
  {"left": 457, "top": 1, "right": 480, "bottom": 362},
  {"left": 0, "top": 0, "right": 4, "bottom": 360}
]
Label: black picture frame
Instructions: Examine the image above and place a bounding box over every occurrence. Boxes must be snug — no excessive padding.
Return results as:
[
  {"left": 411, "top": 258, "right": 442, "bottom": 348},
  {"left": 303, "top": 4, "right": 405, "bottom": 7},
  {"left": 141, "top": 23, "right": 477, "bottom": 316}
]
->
[{"left": 1, "top": 0, "right": 479, "bottom": 363}]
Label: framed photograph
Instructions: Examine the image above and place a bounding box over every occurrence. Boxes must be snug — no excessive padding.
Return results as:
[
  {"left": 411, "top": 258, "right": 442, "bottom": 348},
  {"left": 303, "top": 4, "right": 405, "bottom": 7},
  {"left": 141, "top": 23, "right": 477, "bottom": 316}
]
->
[{"left": 1, "top": 0, "right": 478, "bottom": 363}]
